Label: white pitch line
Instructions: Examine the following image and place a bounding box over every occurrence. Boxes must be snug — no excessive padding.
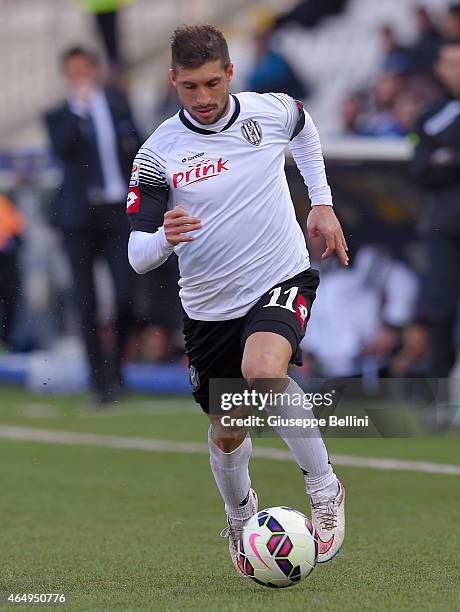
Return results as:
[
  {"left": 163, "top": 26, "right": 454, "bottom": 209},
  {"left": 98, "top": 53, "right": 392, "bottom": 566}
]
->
[{"left": 0, "top": 425, "right": 459, "bottom": 476}]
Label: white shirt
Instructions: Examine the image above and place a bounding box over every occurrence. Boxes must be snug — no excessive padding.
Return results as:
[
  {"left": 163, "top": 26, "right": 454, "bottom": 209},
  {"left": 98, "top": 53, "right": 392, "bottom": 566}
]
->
[
  {"left": 127, "top": 92, "right": 332, "bottom": 320},
  {"left": 69, "top": 89, "right": 127, "bottom": 202}
]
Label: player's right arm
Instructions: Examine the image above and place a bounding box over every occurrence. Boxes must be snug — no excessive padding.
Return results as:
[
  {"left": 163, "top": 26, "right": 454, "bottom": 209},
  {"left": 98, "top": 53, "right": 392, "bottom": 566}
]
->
[{"left": 127, "top": 146, "right": 201, "bottom": 274}]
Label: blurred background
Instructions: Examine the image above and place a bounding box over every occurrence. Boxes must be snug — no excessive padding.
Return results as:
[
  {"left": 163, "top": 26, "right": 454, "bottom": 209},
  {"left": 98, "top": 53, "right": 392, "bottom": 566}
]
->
[{"left": 0, "top": 0, "right": 459, "bottom": 418}]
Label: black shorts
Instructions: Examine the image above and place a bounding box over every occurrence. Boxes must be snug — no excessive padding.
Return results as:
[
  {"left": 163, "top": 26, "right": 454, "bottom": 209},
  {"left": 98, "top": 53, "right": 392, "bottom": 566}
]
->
[{"left": 183, "top": 268, "right": 320, "bottom": 413}]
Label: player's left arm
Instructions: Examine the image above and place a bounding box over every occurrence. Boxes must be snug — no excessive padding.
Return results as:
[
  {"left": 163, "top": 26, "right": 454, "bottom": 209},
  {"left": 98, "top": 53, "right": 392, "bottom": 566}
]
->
[{"left": 288, "top": 102, "right": 348, "bottom": 266}]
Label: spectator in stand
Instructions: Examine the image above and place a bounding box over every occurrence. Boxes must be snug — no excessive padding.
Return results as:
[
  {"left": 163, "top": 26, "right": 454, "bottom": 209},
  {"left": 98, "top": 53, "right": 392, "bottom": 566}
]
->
[
  {"left": 391, "top": 91, "right": 420, "bottom": 135},
  {"left": 0, "top": 194, "right": 23, "bottom": 350},
  {"left": 44, "top": 47, "right": 141, "bottom": 406},
  {"left": 246, "top": 29, "right": 310, "bottom": 100},
  {"left": 340, "top": 5, "right": 449, "bottom": 137},
  {"left": 380, "top": 25, "right": 412, "bottom": 75},
  {"left": 341, "top": 76, "right": 424, "bottom": 138},
  {"left": 341, "top": 92, "right": 367, "bottom": 135},
  {"left": 351, "top": 72, "right": 407, "bottom": 137},
  {"left": 372, "top": 72, "right": 406, "bottom": 135},
  {"left": 416, "top": 6, "right": 441, "bottom": 41},
  {"left": 442, "top": 3, "right": 460, "bottom": 39},
  {"left": 390, "top": 316, "right": 429, "bottom": 377},
  {"left": 408, "top": 6, "right": 441, "bottom": 77}
]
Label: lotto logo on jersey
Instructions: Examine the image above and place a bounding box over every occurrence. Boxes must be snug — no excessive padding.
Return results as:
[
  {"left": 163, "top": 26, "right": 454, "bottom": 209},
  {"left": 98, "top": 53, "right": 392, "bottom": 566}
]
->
[
  {"left": 126, "top": 187, "right": 140, "bottom": 214},
  {"left": 172, "top": 158, "right": 229, "bottom": 189}
]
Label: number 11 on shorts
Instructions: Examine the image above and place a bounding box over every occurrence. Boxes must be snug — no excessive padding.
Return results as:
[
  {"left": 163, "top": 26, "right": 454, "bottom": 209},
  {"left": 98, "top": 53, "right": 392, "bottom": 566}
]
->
[{"left": 263, "top": 286, "right": 299, "bottom": 312}]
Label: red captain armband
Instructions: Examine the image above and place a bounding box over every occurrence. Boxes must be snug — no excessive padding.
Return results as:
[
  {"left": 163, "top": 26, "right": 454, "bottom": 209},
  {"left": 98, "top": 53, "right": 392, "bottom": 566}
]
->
[{"left": 126, "top": 187, "right": 141, "bottom": 214}]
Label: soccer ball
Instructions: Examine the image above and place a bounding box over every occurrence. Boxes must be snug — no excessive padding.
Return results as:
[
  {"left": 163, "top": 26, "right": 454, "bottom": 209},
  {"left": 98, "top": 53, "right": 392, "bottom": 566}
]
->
[{"left": 238, "top": 506, "right": 318, "bottom": 588}]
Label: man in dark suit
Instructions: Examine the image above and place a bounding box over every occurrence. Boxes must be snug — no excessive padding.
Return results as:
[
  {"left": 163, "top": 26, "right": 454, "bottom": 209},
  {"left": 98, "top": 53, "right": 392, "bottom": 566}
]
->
[
  {"left": 412, "top": 38, "right": 460, "bottom": 398},
  {"left": 44, "top": 46, "right": 141, "bottom": 405}
]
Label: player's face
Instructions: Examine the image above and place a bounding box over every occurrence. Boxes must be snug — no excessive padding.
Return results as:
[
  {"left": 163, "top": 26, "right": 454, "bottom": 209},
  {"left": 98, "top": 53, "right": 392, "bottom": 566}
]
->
[
  {"left": 436, "top": 45, "right": 460, "bottom": 94},
  {"left": 170, "top": 60, "right": 234, "bottom": 125}
]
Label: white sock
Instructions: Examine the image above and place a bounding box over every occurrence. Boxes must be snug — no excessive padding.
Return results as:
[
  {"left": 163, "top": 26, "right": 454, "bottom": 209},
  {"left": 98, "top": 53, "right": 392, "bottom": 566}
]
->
[
  {"left": 263, "top": 378, "right": 338, "bottom": 500},
  {"left": 208, "top": 427, "right": 253, "bottom": 520}
]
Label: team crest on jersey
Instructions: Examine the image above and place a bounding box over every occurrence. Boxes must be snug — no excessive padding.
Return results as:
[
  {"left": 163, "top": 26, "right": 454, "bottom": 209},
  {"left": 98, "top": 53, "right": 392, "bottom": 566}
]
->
[{"left": 241, "top": 119, "right": 262, "bottom": 146}]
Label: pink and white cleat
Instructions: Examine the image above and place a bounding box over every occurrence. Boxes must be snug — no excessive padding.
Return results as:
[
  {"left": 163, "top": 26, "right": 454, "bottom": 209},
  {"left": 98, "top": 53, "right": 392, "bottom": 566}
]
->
[
  {"left": 310, "top": 480, "right": 345, "bottom": 563},
  {"left": 220, "top": 489, "right": 258, "bottom": 577}
]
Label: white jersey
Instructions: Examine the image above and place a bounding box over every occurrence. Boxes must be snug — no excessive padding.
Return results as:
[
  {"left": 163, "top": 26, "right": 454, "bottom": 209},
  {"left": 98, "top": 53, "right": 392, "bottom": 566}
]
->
[{"left": 127, "top": 92, "right": 332, "bottom": 321}]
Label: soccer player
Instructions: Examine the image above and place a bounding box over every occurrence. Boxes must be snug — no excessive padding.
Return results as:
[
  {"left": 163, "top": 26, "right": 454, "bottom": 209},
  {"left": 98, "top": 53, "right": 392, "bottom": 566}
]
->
[{"left": 127, "top": 24, "right": 347, "bottom": 571}]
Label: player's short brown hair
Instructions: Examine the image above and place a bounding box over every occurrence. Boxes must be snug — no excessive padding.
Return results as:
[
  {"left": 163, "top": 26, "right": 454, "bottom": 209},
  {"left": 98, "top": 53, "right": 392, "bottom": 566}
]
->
[{"left": 170, "top": 24, "right": 230, "bottom": 70}]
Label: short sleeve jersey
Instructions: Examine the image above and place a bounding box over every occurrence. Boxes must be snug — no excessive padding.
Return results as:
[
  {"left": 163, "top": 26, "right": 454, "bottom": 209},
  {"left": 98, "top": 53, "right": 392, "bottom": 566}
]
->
[{"left": 127, "top": 92, "right": 312, "bottom": 321}]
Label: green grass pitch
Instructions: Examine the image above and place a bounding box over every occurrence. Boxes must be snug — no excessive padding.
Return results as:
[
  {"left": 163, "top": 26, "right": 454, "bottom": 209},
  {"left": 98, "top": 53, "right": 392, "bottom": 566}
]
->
[{"left": 0, "top": 385, "right": 459, "bottom": 611}]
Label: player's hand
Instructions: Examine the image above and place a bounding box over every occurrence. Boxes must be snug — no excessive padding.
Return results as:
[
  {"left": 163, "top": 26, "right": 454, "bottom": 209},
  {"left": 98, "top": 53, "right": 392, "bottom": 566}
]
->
[
  {"left": 306, "top": 205, "right": 349, "bottom": 266},
  {"left": 164, "top": 205, "right": 202, "bottom": 246}
]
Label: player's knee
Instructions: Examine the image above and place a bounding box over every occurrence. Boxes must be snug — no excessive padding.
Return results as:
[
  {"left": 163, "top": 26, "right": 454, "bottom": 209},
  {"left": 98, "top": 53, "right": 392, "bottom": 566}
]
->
[
  {"left": 242, "top": 355, "right": 286, "bottom": 389},
  {"left": 210, "top": 421, "right": 247, "bottom": 452}
]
